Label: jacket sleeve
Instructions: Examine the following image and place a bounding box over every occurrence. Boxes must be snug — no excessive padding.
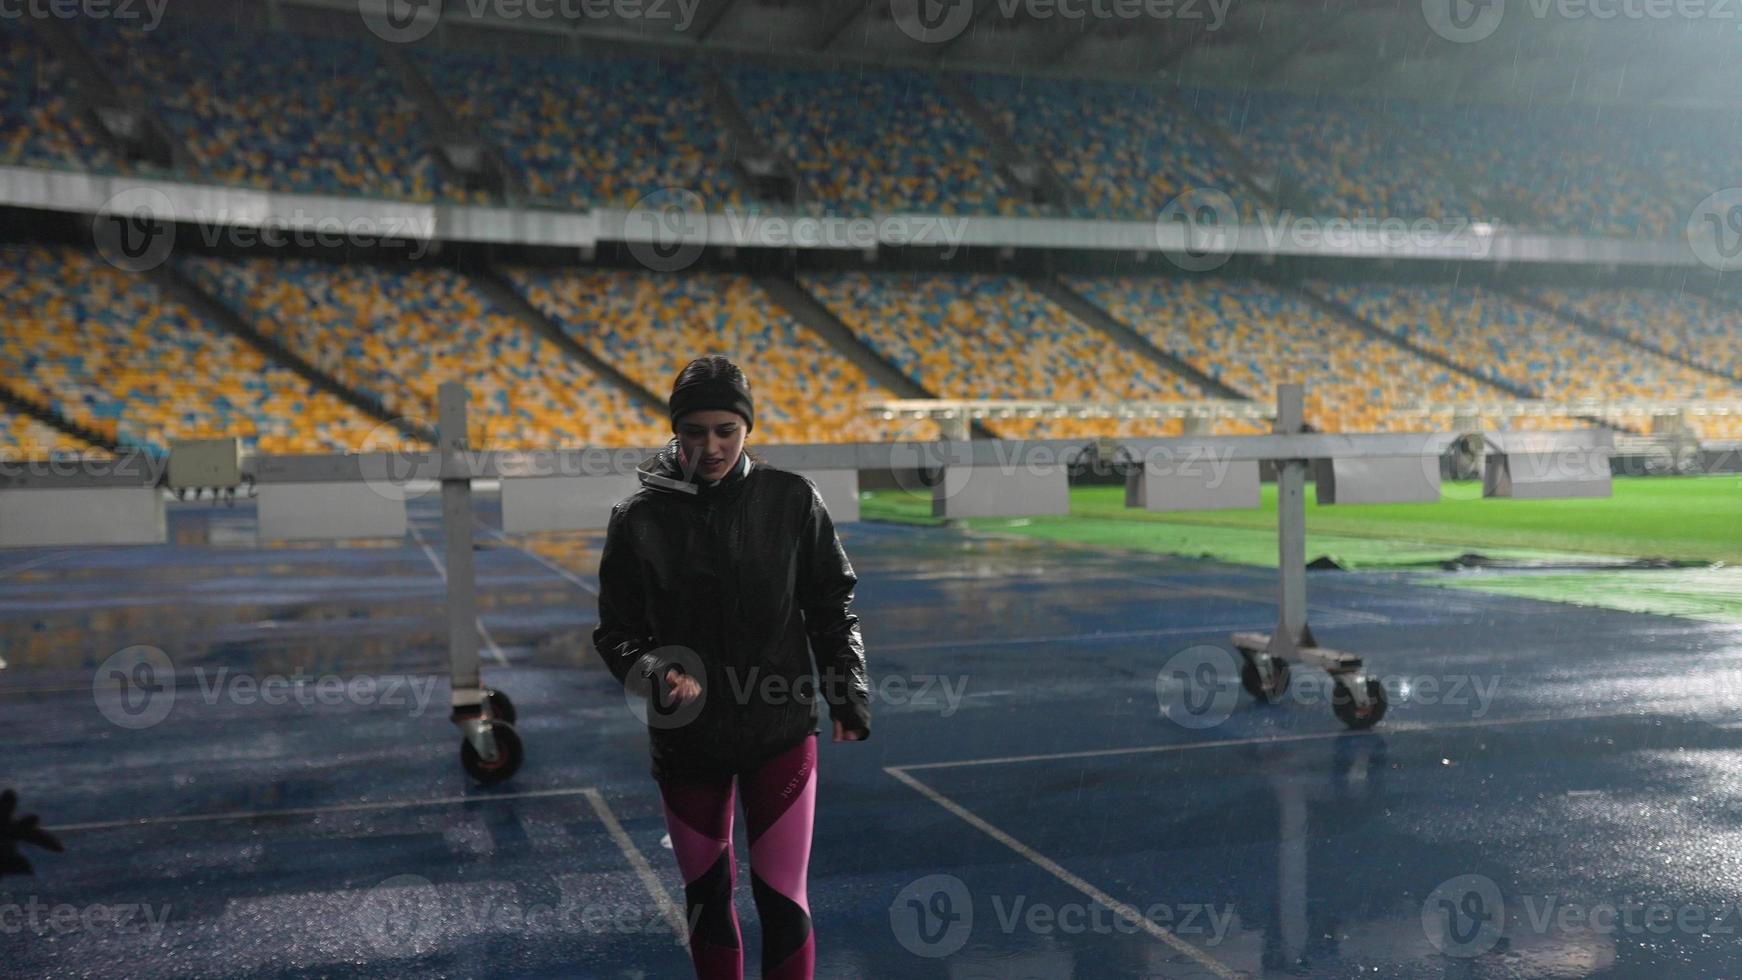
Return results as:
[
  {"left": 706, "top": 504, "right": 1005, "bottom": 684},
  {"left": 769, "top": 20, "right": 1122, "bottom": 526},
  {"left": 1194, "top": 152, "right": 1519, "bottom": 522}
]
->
[
  {"left": 797, "top": 480, "right": 872, "bottom": 738},
  {"left": 592, "top": 501, "right": 667, "bottom": 689}
]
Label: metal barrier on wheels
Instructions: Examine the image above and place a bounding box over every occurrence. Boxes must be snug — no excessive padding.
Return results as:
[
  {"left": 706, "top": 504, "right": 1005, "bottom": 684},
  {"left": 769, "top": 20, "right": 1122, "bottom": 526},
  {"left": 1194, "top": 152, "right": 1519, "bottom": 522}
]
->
[
  {"left": 436, "top": 382, "right": 523, "bottom": 784},
  {"left": 1233, "top": 384, "right": 1387, "bottom": 729},
  {"left": 0, "top": 382, "right": 1619, "bottom": 777}
]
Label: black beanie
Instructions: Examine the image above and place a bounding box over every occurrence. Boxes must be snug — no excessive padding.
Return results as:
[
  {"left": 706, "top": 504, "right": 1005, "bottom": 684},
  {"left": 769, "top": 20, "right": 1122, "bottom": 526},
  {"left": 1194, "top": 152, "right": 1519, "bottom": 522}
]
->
[{"left": 669, "top": 373, "right": 754, "bottom": 433}]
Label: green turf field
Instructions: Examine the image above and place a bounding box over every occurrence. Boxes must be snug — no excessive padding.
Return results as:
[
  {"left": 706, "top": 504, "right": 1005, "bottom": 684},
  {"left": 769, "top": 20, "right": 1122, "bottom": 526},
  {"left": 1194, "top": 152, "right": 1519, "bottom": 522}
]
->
[{"left": 860, "top": 475, "right": 1742, "bottom": 622}]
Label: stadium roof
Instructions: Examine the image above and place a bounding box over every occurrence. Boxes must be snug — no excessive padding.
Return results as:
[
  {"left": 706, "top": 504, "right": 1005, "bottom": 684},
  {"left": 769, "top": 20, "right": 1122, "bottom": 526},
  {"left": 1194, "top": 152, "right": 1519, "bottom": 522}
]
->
[{"left": 236, "top": 0, "right": 1742, "bottom": 109}]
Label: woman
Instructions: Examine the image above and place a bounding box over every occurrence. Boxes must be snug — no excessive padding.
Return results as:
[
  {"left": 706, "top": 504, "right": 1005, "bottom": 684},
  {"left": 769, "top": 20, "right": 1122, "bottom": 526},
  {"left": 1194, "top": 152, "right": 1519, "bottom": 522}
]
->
[{"left": 593, "top": 355, "right": 872, "bottom": 980}]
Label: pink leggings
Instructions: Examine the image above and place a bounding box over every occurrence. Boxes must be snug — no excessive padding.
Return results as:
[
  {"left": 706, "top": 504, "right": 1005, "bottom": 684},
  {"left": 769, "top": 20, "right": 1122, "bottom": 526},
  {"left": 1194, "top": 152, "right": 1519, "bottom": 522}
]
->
[{"left": 657, "top": 735, "right": 817, "bottom": 980}]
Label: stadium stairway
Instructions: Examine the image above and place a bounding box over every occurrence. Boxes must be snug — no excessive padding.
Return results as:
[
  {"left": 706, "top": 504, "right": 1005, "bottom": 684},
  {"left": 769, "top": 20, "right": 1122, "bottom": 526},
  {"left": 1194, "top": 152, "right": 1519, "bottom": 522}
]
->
[
  {"left": 470, "top": 266, "right": 671, "bottom": 422},
  {"left": 377, "top": 44, "right": 521, "bottom": 205},
  {"left": 699, "top": 66, "right": 793, "bottom": 204},
  {"left": 0, "top": 378, "right": 123, "bottom": 455},
  {"left": 28, "top": 15, "right": 190, "bottom": 173},
  {"left": 1294, "top": 281, "right": 1648, "bottom": 436},
  {"left": 152, "top": 263, "right": 436, "bottom": 445},
  {"left": 1504, "top": 285, "right": 1742, "bottom": 387},
  {"left": 938, "top": 76, "right": 1079, "bottom": 212},
  {"left": 755, "top": 276, "right": 1000, "bottom": 440},
  {"left": 1036, "top": 278, "right": 1245, "bottom": 402},
  {"left": 1167, "top": 90, "right": 1298, "bottom": 218}
]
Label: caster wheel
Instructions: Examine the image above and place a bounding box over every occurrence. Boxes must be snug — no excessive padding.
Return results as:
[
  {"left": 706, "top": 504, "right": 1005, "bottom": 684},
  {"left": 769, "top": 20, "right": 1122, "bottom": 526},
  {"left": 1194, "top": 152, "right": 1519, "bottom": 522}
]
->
[
  {"left": 1240, "top": 654, "right": 1291, "bottom": 703},
  {"left": 461, "top": 720, "right": 523, "bottom": 785},
  {"left": 1331, "top": 676, "right": 1387, "bottom": 730},
  {"left": 483, "top": 688, "right": 516, "bottom": 725}
]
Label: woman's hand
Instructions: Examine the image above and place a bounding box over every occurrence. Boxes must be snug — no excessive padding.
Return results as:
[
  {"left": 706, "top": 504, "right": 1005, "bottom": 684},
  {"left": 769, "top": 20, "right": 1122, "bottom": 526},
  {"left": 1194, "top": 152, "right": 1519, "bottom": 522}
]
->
[
  {"left": 832, "top": 719, "right": 864, "bottom": 742},
  {"left": 663, "top": 669, "right": 702, "bottom": 706}
]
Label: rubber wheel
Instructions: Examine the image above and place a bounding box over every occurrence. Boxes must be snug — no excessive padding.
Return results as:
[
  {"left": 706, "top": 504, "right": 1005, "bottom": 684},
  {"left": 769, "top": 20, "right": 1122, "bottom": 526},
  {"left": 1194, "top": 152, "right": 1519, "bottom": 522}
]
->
[
  {"left": 1331, "top": 676, "right": 1387, "bottom": 730},
  {"left": 1239, "top": 655, "right": 1291, "bottom": 703},
  {"left": 461, "top": 720, "right": 523, "bottom": 785},
  {"left": 483, "top": 688, "right": 516, "bottom": 725}
]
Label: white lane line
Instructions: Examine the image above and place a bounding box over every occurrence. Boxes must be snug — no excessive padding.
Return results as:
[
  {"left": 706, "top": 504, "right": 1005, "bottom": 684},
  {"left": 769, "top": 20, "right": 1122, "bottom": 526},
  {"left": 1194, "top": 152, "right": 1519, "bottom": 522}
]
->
[
  {"left": 48, "top": 786, "right": 601, "bottom": 833},
  {"left": 474, "top": 519, "right": 599, "bottom": 596},
  {"left": 886, "top": 766, "right": 1244, "bottom": 980},
  {"left": 892, "top": 708, "right": 1648, "bottom": 773},
  {"left": 408, "top": 521, "right": 509, "bottom": 667},
  {"left": 582, "top": 787, "right": 690, "bottom": 946},
  {"left": 0, "top": 549, "right": 80, "bottom": 581}
]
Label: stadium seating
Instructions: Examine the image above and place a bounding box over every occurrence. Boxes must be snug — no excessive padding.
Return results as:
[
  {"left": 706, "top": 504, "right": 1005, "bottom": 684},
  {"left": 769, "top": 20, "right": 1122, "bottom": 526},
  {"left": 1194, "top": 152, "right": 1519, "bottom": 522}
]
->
[
  {"left": 180, "top": 255, "right": 669, "bottom": 450},
  {"left": 0, "top": 21, "right": 114, "bottom": 172},
  {"left": 1525, "top": 286, "right": 1742, "bottom": 383},
  {"left": 1311, "top": 279, "right": 1742, "bottom": 440},
  {"left": 723, "top": 64, "right": 1032, "bottom": 216},
  {"left": 1069, "top": 275, "right": 1508, "bottom": 433},
  {"left": 800, "top": 272, "right": 1220, "bottom": 439},
  {"left": 505, "top": 268, "right": 921, "bottom": 444},
  {"left": 416, "top": 47, "right": 743, "bottom": 209},
  {"left": 0, "top": 405, "right": 103, "bottom": 460},
  {"left": 1195, "top": 89, "right": 1477, "bottom": 223},
  {"left": 1382, "top": 102, "right": 1677, "bottom": 237},
  {"left": 0, "top": 245, "right": 399, "bottom": 456},
  {"left": 966, "top": 75, "right": 1265, "bottom": 221},
  {"left": 84, "top": 21, "right": 465, "bottom": 201}
]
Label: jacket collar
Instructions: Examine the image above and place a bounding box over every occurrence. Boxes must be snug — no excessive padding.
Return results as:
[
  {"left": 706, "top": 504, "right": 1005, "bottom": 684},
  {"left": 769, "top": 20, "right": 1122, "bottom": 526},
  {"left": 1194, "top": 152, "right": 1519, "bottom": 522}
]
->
[{"left": 636, "top": 437, "right": 753, "bottom": 498}]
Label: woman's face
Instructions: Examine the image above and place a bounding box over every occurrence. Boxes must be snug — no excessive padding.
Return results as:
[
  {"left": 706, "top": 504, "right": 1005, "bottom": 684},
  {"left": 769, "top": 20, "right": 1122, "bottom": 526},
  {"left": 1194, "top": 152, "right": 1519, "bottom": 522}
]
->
[{"left": 675, "top": 410, "right": 747, "bottom": 483}]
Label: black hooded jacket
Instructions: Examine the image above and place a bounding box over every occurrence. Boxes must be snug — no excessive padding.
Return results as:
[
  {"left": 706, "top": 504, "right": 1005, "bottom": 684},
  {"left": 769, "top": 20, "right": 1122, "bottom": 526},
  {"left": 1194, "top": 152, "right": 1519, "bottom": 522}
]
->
[{"left": 592, "top": 437, "right": 872, "bottom": 780}]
